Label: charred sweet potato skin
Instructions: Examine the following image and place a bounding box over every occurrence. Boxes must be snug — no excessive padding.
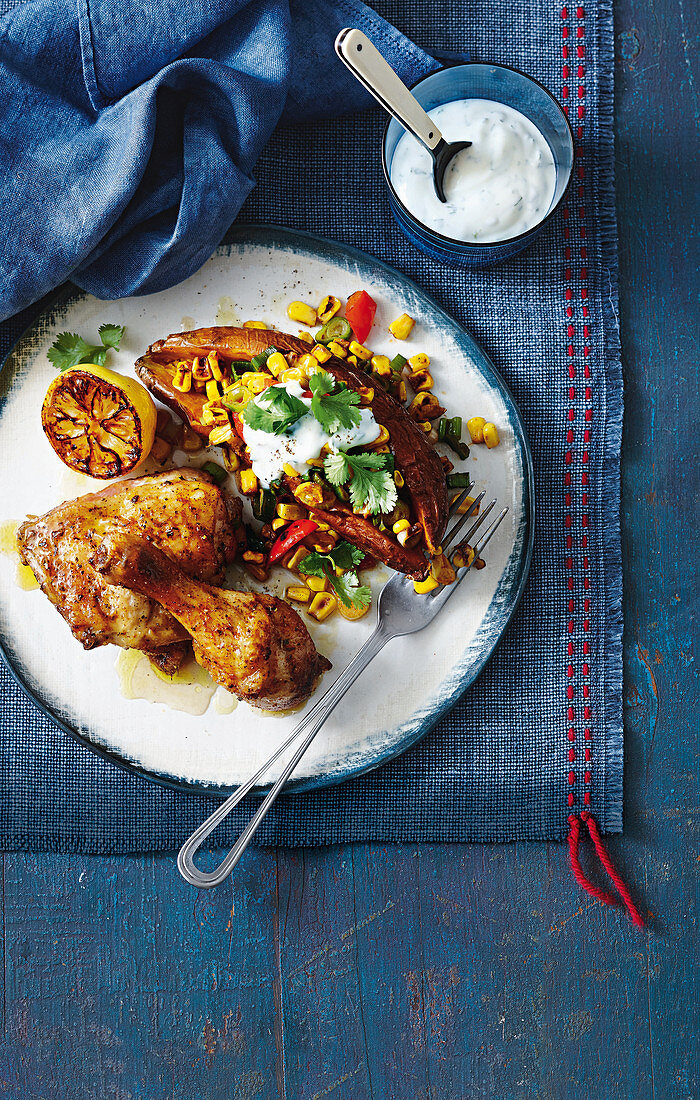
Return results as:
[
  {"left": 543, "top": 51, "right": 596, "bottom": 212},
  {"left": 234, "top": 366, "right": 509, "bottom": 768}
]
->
[{"left": 135, "top": 328, "right": 449, "bottom": 576}]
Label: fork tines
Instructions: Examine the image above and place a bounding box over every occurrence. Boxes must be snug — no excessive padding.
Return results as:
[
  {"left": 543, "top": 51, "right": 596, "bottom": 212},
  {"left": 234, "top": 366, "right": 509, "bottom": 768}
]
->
[{"left": 441, "top": 489, "right": 508, "bottom": 574}]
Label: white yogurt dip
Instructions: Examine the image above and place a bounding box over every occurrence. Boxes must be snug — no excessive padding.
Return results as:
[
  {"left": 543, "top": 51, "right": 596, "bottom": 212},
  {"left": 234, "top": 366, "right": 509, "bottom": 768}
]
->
[
  {"left": 242, "top": 380, "right": 380, "bottom": 487},
  {"left": 390, "top": 98, "right": 557, "bottom": 243}
]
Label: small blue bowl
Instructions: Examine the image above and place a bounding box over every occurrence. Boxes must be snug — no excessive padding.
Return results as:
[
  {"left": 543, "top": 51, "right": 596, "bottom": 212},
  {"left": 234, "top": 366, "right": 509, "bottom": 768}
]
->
[{"left": 382, "top": 62, "right": 574, "bottom": 267}]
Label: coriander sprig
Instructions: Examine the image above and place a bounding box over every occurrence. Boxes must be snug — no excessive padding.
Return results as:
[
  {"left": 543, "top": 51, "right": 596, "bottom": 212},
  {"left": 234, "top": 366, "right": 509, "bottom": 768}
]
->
[
  {"left": 323, "top": 449, "right": 398, "bottom": 515},
  {"left": 297, "top": 541, "right": 371, "bottom": 610},
  {"left": 308, "top": 370, "right": 362, "bottom": 433},
  {"left": 48, "top": 324, "right": 126, "bottom": 371}
]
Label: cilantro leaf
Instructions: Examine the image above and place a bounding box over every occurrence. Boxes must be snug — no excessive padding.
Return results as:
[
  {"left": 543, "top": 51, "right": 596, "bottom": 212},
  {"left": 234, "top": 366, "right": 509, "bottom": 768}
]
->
[
  {"left": 329, "top": 541, "right": 364, "bottom": 571},
  {"left": 332, "top": 570, "right": 372, "bottom": 610},
  {"left": 48, "top": 324, "right": 125, "bottom": 371},
  {"left": 309, "top": 371, "right": 361, "bottom": 433},
  {"left": 297, "top": 541, "right": 372, "bottom": 609},
  {"left": 98, "top": 323, "right": 126, "bottom": 350},
  {"left": 243, "top": 385, "right": 307, "bottom": 435},
  {"left": 323, "top": 450, "right": 398, "bottom": 515}
]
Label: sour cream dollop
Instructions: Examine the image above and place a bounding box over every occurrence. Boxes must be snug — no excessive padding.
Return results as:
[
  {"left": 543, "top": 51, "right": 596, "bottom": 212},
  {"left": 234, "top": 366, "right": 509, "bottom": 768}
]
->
[
  {"left": 241, "top": 380, "right": 380, "bottom": 488},
  {"left": 390, "top": 98, "right": 556, "bottom": 243}
]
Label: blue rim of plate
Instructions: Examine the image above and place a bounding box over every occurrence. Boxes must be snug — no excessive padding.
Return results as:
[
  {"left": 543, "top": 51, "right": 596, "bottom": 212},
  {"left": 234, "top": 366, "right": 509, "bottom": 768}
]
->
[{"left": 0, "top": 225, "right": 535, "bottom": 800}]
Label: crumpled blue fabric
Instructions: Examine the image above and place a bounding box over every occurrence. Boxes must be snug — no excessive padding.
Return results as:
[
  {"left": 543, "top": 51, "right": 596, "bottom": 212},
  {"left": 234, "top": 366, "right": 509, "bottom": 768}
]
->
[{"left": 0, "top": 0, "right": 437, "bottom": 320}]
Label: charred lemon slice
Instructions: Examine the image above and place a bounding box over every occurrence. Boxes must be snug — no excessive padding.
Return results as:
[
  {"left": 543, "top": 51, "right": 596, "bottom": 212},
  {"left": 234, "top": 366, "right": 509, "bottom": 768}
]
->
[{"left": 41, "top": 364, "right": 157, "bottom": 479}]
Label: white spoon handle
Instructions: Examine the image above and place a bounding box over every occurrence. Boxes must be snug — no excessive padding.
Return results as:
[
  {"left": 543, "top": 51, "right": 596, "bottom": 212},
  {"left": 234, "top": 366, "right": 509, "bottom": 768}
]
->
[{"left": 335, "top": 27, "right": 442, "bottom": 152}]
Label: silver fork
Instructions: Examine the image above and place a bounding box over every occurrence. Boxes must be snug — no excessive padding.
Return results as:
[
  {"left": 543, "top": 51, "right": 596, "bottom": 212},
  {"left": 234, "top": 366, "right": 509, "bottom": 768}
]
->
[{"left": 178, "top": 490, "right": 508, "bottom": 888}]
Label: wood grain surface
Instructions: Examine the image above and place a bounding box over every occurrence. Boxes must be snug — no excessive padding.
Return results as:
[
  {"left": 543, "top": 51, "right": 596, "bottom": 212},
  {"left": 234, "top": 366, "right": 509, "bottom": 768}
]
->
[{"left": 0, "top": 0, "right": 697, "bottom": 1096}]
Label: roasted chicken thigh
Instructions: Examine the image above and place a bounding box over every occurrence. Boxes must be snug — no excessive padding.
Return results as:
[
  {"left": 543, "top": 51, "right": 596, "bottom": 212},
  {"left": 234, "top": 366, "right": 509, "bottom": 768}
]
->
[
  {"left": 17, "top": 469, "right": 242, "bottom": 670},
  {"left": 93, "top": 534, "right": 331, "bottom": 711}
]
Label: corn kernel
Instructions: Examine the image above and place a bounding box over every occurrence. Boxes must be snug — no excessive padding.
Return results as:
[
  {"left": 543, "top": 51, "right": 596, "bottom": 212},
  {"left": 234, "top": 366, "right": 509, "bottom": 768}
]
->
[
  {"left": 349, "top": 341, "right": 371, "bottom": 361},
  {"left": 272, "top": 517, "right": 286, "bottom": 532},
  {"left": 357, "top": 386, "right": 374, "bottom": 405},
  {"left": 483, "top": 422, "right": 500, "bottom": 448},
  {"left": 389, "top": 313, "right": 415, "bottom": 340},
  {"left": 371, "top": 355, "right": 391, "bottom": 376},
  {"left": 337, "top": 599, "right": 371, "bottom": 621},
  {"left": 327, "top": 340, "right": 347, "bottom": 358},
  {"left": 245, "top": 562, "right": 269, "bottom": 583},
  {"left": 452, "top": 545, "right": 475, "bottom": 569},
  {"left": 242, "top": 550, "right": 265, "bottom": 564},
  {"left": 393, "top": 471, "right": 405, "bottom": 489},
  {"left": 467, "top": 416, "right": 486, "bottom": 444},
  {"left": 205, "top": 379, "right": 221, "bottom": 403},
  {"left": 242, "top": 371, "right": 275, "bottom": 394},
  {"left": 297, "top": 330, "right": 314, "bottom": 345},
  {"left": 308, "top": 592, "right": 337, "bottom": 622},
  {"left": 297, "top": 353, "right": 318, "bottom": 373},
  {"left": 222, "top": 447, "right": 240, "bottom": 471},
  {"left": 209, "top": 423, "right": 233, "bottom": 446},
  {"left": 192, "top": 357, "right": 212, "bottom": 382},
  {"left": 306, "top": 575, "right": 327, "bottom": 593},
  {"left": 243, "top": 320, "right": 267, "bottom": 329},
  {"left": 277, "top": 503, "right": 304, "bottom": 521},
  {"left": 409, "top": 369, "right": 434, "bottom": 392},
  {"left": 433, "top": 552, "right": 457, "bottom": 586},
  {"left": 409, "top": 353, "right": 430, "bottom": 371},
  {"left": 306, "top": 457, "right": 324, "bottom": 468},
  {"left": 318, "top": 295, "right": 341, "bottom": 324},
  {"left": 392, "top": 518, "right": 410, "bottom": 535},
  {"left": 286, "top": 585, "right": 311, "bottom": 603},
  {"left": 364, "top": 424, "right": 390, "bottom": 450},
  {"left": 285, "top": 546, "right": 309, "bottom": 572},
  {"left": 294, "top": 482, "right": 325, "bottom": 508},
  {"left": 398, "top": 381, "right": 407, "bottom": 402},
  {"left": 239, "top": 469, "right": 258, "bottom": 494},
  {"left": 413, "top": 574, "right": 439, "bottom": 594},
  {"left": 347, "top": 355, "right": 358, "bottom": 367},
  {"left": 172, "top": 367, "right": 191, "bottom": 393},
  {"left": 311, "top": 343, "right": 332, "bottom": 363},
  {"left": 280, "top": 367, "right": 307, "bottom": 385},
  {"left": 420, "top": 421, "right": 432, "bottom": 433},
  {"left": 266, "top": 352, "right": 288, "bottom": 377},
  {"left": 207, "top": 352, "right": 223, "bottom": 380},
  {"left": 287, "top": 301, "right": 317, "bottom": 327},
  {"left": 201, "top": 406, "right": 215, "bottom": 425}
]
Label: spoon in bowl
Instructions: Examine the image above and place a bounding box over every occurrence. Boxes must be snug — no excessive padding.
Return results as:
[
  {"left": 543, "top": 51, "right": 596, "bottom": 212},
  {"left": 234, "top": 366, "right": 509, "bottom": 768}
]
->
[{"left": 335, "top": 27, "right": 471, "bottom": 203}]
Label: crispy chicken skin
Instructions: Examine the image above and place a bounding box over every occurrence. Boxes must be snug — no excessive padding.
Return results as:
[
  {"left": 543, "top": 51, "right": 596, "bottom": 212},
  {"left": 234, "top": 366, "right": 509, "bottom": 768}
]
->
[
  {"left": 93, "top": 534, "right": 331, "bottom": 711},
  {"left": 136, "top": 326, "right": 449, "bottom": 576},
  {"left": 17, "top": 469, "right": 242, "bottom": 666}
]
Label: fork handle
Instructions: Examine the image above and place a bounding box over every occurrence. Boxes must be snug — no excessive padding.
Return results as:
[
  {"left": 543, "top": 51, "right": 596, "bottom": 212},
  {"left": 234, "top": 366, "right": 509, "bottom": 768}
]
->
[{"left": 177, "top": 622, "right": 391, "bottom": 888}]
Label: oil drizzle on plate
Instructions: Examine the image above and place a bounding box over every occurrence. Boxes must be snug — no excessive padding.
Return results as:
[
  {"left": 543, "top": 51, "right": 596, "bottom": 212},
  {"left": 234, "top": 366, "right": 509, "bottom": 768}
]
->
[
  {"left": 116, "top": 649, "right": 217, "bottom": 715},
  {"left": 0, "top": 520, "right": 39, "bottom": 589},
  {"left": 215, "top": 297, "right": 239, "bottom": 326}
]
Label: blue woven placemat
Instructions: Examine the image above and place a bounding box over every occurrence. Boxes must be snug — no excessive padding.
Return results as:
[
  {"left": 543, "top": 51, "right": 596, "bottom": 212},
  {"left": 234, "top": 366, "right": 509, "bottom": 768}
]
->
[{"left": 0, "top": 0, "right": 623, "bottom": 851}]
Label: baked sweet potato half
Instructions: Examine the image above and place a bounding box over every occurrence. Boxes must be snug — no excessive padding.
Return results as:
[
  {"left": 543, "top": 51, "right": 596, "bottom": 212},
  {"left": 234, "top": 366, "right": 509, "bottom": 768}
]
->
[{"left": 135, "top": 327, "right": 449, "bottom": 580}]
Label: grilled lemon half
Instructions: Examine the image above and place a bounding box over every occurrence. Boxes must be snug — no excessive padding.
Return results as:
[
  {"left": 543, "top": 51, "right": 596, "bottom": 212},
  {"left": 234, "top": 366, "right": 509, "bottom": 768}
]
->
[{"left": 41, "top": 364, "right": 157, "bottom": 479}]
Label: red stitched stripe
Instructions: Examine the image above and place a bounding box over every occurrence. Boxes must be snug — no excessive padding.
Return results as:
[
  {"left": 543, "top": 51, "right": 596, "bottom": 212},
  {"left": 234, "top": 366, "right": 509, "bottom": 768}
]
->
[{"left": 561, "top": 3, "right": 578, "bottom": 810}]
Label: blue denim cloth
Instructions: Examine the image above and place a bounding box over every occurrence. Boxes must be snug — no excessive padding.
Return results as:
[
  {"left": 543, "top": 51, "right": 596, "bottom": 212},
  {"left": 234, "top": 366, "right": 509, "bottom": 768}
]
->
[
  {"left": 0, "top": 1, "right": 624, "bottom": 849},
  {"left": 0, "top": 0, "right": 437, "bottom": 319}
]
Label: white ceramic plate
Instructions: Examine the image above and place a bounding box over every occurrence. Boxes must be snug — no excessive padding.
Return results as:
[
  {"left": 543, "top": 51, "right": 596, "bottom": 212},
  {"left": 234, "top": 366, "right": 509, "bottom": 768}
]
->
[{"left": 0, "top": 227, "right": 533, "bottom": 794}]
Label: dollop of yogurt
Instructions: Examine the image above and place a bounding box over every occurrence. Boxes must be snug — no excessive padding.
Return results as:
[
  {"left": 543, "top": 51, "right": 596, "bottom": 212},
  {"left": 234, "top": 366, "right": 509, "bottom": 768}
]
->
[
  {"left": 390, "top": 98, "right": 556, "bottom": 243},
  {"left": 242, "top": 380, "right": 380, "bottom": 488}
]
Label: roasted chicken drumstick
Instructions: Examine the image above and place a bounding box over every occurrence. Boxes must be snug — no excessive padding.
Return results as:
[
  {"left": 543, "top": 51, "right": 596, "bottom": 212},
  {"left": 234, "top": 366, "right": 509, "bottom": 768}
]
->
[
  {"left": 93, "top": 534, "right": 331, "bottom": 711},
  {"left": 17, "top": 469, "right": 242, "bottom": 673}
]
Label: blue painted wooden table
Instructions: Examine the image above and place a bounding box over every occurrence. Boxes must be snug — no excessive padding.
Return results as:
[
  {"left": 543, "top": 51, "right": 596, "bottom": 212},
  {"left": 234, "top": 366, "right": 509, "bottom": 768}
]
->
[{"left": 0, "top": 2, "right": 697, "bottom": 1096}]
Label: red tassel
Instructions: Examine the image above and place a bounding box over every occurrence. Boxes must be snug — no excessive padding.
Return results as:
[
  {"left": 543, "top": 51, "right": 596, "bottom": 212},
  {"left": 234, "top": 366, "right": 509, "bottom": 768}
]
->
[{"left": 567, "top": 812, "right": 645, "bottom": 926}]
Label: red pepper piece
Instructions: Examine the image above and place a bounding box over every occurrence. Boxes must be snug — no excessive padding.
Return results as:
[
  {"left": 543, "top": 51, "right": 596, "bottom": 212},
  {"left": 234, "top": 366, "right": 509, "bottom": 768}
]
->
[
  {"left": 345, "top": 290, "right": 377, "bottom": 345},
  {"left": 268, "top": 518, "right": 319, "bottom": 564}
]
